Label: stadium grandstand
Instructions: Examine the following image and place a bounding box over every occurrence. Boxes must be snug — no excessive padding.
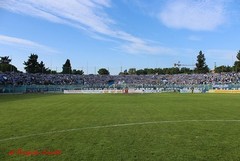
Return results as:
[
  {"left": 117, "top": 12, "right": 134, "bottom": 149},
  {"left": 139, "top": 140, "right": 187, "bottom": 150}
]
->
[{"left": 1, "top": 72, "right": 240, "bottom": 93}]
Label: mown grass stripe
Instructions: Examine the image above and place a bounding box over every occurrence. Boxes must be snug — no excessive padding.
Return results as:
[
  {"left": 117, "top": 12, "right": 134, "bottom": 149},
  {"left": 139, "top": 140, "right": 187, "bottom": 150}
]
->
[{"left": 1, "top": 119, "right": 240, "bottom": 142}]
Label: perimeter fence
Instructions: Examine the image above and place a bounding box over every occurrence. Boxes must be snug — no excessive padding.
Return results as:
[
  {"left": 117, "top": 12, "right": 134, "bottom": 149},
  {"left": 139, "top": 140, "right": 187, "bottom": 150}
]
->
[{"left": 1, "top": 83, "right": 240, "bottom": 94}]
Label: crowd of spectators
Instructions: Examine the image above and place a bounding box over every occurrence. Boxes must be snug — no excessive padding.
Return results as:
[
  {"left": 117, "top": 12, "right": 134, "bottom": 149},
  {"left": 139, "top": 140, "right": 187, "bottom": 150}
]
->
[{"left": 0, "top": 72, "right": 240, "bottom": 87}]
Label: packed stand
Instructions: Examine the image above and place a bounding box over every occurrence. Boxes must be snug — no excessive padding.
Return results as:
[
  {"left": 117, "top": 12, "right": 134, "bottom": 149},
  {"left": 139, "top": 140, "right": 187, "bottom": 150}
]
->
[{"left": 0, "top": 72, "right": 240, "bottom": 87}]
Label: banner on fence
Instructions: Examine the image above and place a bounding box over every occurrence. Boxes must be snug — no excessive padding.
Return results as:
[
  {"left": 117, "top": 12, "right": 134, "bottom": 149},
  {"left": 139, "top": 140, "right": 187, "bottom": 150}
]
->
[{"left": 208, "top": 89, "right": 240, "bottom": 93}]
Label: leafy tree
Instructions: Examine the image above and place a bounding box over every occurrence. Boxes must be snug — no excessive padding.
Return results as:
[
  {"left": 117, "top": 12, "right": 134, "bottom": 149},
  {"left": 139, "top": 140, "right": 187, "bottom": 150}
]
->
[
  {"left": 180, "top": 67, "right": 193, "bottom": 74},
  {"left": 237, "top": 50, "right": 240, "bottom": 61},
  {"left": 72, "top": 69, "right": 84, "bottom": 75},
  {"left": 234, "top": 50, "right": 240, "bottom": 72},
  {"left": 195, "top": 51, "right": 209, "bottom": 73},
  {"left": 50, "top": 70, "right": 57, "bottom": 74},
  {"left": 39, "top": 61, "right": 50, "bottom": 73},
  {"left": 98, "top": 68, "right": 109, "bottom": 75},
  {"left": 136, "top": 69, "right": 146, "bottom": 75},
  {"left": 134, "top": 67, "right": 193, "bottom": 75},
  {"left": 170, "top": 67, "right": 180, "bottom": 74},
  {"left": 23, "top": 54, "right": 50, "bottom": 73},
  {"left": 234, "top": 61, "right": 240, "bottom": 72},
  {"left": 0, "top": 56, "right": 18, "bottom": 72},
  {"left": 144, "top": 68, "right": 155, "bottom": 74},
  {"left": 62, "top": 59, "right": 72, "bottom": 74},
  {"left": 215, "top": 65, "right": 233, "bottom": 73},
  {"left": 162, "top": 68, "right": 173, "bottom": 74},
  {"left": 0, "top": 56, "right": 11, "bottom": 64},
  {"left": 23, "top": 54, "right": 41, "bottom": 73},
  {"left": 154, "top": 68, "right": 163, "bottom": 75},
  {"left": 128, "top": 68, "right": 136, "bottom": 75},
  {"left": 0, "top": 64, "right": 17, "bottom": 72}
]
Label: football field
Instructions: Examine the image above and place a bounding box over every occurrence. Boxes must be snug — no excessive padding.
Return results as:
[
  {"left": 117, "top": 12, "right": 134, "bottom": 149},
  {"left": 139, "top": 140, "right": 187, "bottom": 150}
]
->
[{"left": 1, "top": 93, "right": 240, "bottom": 161}]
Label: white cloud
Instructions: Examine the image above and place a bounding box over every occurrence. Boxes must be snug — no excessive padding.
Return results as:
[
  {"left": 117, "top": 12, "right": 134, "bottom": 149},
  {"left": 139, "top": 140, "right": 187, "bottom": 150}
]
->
[
  {"left": 0, "top": 0, "right": 164, "bottom": 55},
  {"left": 0, "top": 34, "right": 57, "bottom": 53},
  {"left": 159, "top": 0, "right": 227, "bottom": 31},
  {"left": 0, "top": 0, "right": 114, "bottom": 33},
  {"left": 120, "top": 42, "right": 173, "bottom": 55}
]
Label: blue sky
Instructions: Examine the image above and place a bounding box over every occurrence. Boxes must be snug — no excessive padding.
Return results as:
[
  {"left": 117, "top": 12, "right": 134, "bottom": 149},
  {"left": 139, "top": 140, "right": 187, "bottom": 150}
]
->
[{"left": 0, "top": 0, "right": 240, "bottom": 74}]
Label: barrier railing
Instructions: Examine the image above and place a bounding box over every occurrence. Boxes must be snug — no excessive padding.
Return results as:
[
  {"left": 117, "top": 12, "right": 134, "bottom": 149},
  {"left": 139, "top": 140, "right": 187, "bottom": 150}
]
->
[{"left": 1, "top": 83, "right": 240, "bottom": 94}]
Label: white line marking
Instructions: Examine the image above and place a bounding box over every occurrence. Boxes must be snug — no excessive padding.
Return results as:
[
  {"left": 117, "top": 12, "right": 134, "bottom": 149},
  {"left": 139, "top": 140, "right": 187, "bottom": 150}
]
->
[{"left": 1, "top": 119, "right": 240, "bottom": 142}]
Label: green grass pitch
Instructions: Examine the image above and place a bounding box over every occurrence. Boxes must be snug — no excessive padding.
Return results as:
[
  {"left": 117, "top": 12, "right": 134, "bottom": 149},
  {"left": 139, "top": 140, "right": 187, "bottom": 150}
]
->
[{"left": 1, "top": 93, "right": 240, "bottom": 161}]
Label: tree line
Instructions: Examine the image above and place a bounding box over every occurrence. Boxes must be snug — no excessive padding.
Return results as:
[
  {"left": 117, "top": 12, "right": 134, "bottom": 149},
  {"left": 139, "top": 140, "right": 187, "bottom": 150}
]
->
[
  {"left": 0, "top": 53, "right": 108, "bottom": 75},
  {"left": 23, "top": 54, "right": 85, "bottom": 75},
  {"left": 120, "top": 50, "right": 240, "bottom": 75},
  {"left": 1, "top": 50, "right": 240, "bottom": 75}
]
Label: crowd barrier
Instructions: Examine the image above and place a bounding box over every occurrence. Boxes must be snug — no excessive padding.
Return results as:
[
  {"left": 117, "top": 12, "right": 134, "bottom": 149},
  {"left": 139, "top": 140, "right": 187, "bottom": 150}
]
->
[{"left": 1, "top": 84, "right": 240, "bottom": 94}]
